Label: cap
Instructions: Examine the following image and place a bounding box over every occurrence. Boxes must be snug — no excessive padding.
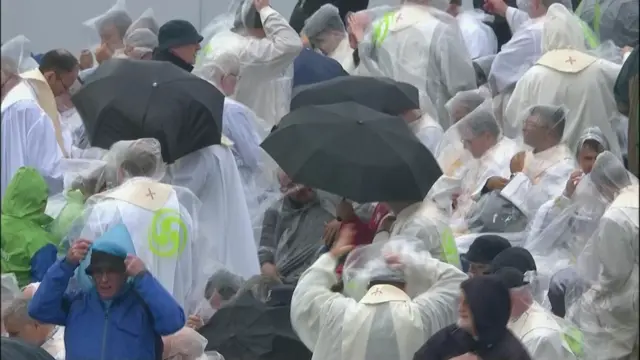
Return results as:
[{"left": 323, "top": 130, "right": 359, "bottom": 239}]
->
[
  {"left": 465, "top": 235, "right": 512, "bottom": 264},
  {"left": 492, "top": 266, "right": 529, "bottom": 289},
  {"left": 85, "top": 250, "right": 126, "bottom": 275},
  {"left": 157, "top": 20, "right": 203, "bottom": 50},
  {"left": 490, "top": 247, "right": 537, "bottom": 274}
]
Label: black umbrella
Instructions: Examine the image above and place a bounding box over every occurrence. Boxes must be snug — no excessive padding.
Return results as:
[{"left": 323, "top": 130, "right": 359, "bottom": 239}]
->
[
  {"left": 291, "top": 76, "right": 420, "bottom": 115},
  {"left": 71, "top": 58, "right": 224, "bottom": 163},
  {"left": 199, "top": 292, "right": 311, "bottom": 360},
  {"left": 261, "top": 102, "right": 442, "bottom": 203}
]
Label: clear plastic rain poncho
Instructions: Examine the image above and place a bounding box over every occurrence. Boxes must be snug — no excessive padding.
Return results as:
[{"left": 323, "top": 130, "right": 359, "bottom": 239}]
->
[
  {"left": 301, "top": 4, "right": 355, "bottom": 71},
  {"left": 198, "top": 0, "right": 300, "bottom": 127},
  {"left": 0, "top": 274, "right": 20, "bottom": 336},
  {"left": 83, "top": 0, "right": 132, "bottom": 52},
  {"left": 436, "top": 89, "right": 490, "bottom": 174},
  {"left": 357, "top": 3, "right": 477, "bottom": 128},
  {"left": 503, "top": 270, "right": 590, "bottom": 360},
  {"left": 444, "top": 105, "right": 519, "bottom": 231},
  {"left": 113, "top": 8, "right": 159, "bottom": 60},
  {"left": 525, "top": 127, "right": 611, "bottom": 261},
  {"left": 576, "top": 0, "right": 639, "bottom": 48},
  {"left": 191, "top": 263, "right": 245, "bottom": 324},
  {"left": 567, "top": 151, "right": 639, "bottom": 359},
  {"left": 64, "top": 139, "right": 209, "bottom": 316},
  {"left": 292, "top": 235, "right": 466, "bottom": 360},
  {"left": 0, "top": 35, "right": 39, "bottom": 76}
]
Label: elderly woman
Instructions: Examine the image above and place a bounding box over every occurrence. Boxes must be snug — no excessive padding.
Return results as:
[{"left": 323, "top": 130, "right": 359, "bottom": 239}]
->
[
  {"left": 112, "top": 9, "right": 159, "bottom": 60},
  {"left": 301, "top": 4, "right": 356, "bottom": 72}
]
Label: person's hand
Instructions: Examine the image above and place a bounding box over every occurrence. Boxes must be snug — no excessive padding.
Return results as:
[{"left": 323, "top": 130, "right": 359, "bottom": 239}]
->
[
  {"left": 66, "top": 239, "right": 91, "bottom": 265},
  {"left": 186, "top": 315, "right": 204, "bottom": 329},
  {"left": 330, "top": 225, "right": 356, "bottom": 258},
  {"left": 510, "top": 151, "right": 526, "bottom": 174},
  {"left": 323, "top": 219, "right": 342, "bottom": 247},
  {"left": 79, "top": 50, "right": 94, "bottom": 70},
  {"left": 301, "top": 34, "right": 310, "bottom": 47},
  {"left": 347, "top": 12, "right": 369, "bottom": 43},
  {"left": 95, "top": 43, "right": 112, "bottom": 64},
  {"left": 564, "top": 170, "right": 583, "bottom": 198},
  {"left": 125, "top": 255, "right": 146, "bottom": 277},
  {"left": 261, "top": 262, "right": 279, "bottom": 279},
  {"left": 622, "top": 46, "right": 634, "bottom": 55},
  {"left": 483, "top": 0, "right": 508, "bottom": 16},
  {"left": 383, "top": 253, "right": 405, "bottom": 271},
  {"left": 486, "top": 176, "right": 509, "bottom": 191},
  {"left": 450, "top": 353, "right": 479, "bottom": 360},
  {"left": 253, "top": 0, "right": 270, "bottom": 11}
]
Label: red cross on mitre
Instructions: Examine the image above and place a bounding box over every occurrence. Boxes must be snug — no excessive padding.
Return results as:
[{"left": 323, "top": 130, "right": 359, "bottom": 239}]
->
[{"left": 565, "top": 57, "right": 576, "bottom": 65}]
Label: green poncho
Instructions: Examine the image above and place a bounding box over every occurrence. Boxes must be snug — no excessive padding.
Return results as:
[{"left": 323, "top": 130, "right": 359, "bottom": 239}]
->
[{"left": 1, "top": 167, "right": 58, "bottom": 287}]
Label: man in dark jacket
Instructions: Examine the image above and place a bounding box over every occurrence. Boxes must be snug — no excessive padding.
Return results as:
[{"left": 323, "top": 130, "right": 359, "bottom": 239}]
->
[
  {"left": 413, "top": 275, "right": 532, "bottom": 360},
  {"left": 152, "top": 20, "right": 203, "bottom": 72},
  {"left": 461, "top": 234, "right": 512, "bottom": 276},
  {"left": 290, "top": 0, "right": 370, "bottom": 34},
  {"left": 1, "top": 337, "right": 55, "bottom": 360}
]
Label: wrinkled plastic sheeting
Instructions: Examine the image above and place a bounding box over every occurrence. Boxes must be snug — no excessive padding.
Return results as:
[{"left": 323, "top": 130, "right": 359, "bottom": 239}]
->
[{"left": 0, "top": 35, "right": 39, "bottom": 75}]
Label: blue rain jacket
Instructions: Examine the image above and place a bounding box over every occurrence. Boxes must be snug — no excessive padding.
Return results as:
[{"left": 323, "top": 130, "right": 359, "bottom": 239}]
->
[{"left": 28, "top": 256, "right": 185, "bottom": 360}]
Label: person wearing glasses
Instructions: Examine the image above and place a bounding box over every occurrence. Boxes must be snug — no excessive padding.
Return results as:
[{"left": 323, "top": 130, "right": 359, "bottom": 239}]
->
[{"left": 1, "top": 49, "right": 79, "bottom": 199}]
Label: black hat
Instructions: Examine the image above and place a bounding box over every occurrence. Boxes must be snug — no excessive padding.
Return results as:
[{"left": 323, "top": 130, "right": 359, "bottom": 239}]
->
[
  {"left": 465, "top": 235, "right": 512, "bottom": 264},
  {"left": 492, "top": 266, "right": 529, "bottom": 289},
  {"left": 368, "top": 268, "right": 406, "bottom": 288},
  {"left": 85, "top": 250, "right": 126, "bottom": 275},
  {"left": 157, "top": 20, "right": 203, "bottom": 50},
  {"left": 490, "top": 247, "right": 537, "bottom": 275}
]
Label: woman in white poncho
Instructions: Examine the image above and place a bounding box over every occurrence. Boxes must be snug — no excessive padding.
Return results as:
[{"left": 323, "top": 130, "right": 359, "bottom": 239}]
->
[
  {"left": 568, "top": 151, "right": 639, "bottom": 359},
  {"left": 112, "top": 8, "right": 159, "bottom": 60},
  {"left": 291, "top": 230, "right": 466, "bottom": 360},
  {"left": 505, "top": 3, "right": 623, "bottom": 159},
  {"left": 78, "top": 138, "right": 207, "bottom": 315}
]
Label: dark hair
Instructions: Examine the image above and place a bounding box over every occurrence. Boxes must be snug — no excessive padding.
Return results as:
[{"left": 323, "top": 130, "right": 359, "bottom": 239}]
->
[
  {"left": 530, "top": 105, "right": 566, "bottom": 139},
  {"left": 466, "top": 109, "right": 501, "bottom": 139},
  {"left": 38, "top": 49, "right": 79, "bottom": 74},
  {"left": 119, "top": 150, "right": 159, "bottom": 178},
  {"left": 580, "top": 139, "right": 606, "bottom": 154}
]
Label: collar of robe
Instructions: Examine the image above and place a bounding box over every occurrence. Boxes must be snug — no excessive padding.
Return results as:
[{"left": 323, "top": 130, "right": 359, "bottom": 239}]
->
[{"left": 359, "top": 284, "right": 410, "bottom": 304}]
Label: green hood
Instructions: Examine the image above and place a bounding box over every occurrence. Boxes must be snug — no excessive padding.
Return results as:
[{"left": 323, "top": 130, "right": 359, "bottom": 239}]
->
[{"left": 2, "top": 167, "right": 52, "bottom": 225}]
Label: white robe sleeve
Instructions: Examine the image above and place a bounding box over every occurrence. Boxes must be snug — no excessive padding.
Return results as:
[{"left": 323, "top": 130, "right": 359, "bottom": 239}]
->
[
  {"left": 241, "top": 7, "right": 303, "bottom": 74},
  {"left": 489, "top": 28, "right": 539, "bottom": 94},
  {"left": 526, "top": 195, "right": 572, "bottom": 251},
  {"left": 437, "top": 24, "right": 478, "bottom": 99},
  {"left": 521, "top": 328, "right": 574, "bottom": 360},
  {"left": 504, "top": 69, "right": 535, "bottom": 136},
  {"left": 290, "top": 253, "right": 357, "bottom": 350},
  {"left": 505, "top": 7, "right": 531, "bottom": 33},
  {"left": 415, "top": 126, "right": 444, "bottom": 155}
]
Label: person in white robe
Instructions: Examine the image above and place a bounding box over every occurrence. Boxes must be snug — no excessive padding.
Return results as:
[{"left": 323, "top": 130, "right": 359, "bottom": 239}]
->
[
  {"left": 492, "top": 266, "right": 583, "bottom": 359},
  {"left": 445, "top": 106, "right": 519, "bottom": 231},
  {"left": 301, "top": 4, "right": 357, "bottom": 73},
  {"left": 455, "top": 10, "right": 499, "bottom": 59},
  {"left": 1, "top": 49, "right": 80, "bottom": 199},
  {"left": 402, "top": 109, "right": 444, "bottom": 155},
  {"left": 568, "top": 151, "right": 639, "bottom": 359},
  {"left": 163, "top": 141, "right": 260, "bottom": 280},
  {"left": 482, "top": 0, "right": 571, "bottom": 131},
  {"left": 505, "top": 4, "right": 622, "bottom": 158},
  {"left": 16, "top": 283, "right": 65, "bottom": 360},
  {"left": 351, "top": 0, "right": 477, "bottom": 129},
  {"left": 291, "top": 230, "right": 466, "bottom": 360},
  {"left": 200, "top": 0, "right": 302, "bottom": 127},
  {"left": 508, "top": 105, "right": 576, "bottom": 217},
  {"left": 77, "top": 139, "right": 207, "bottom": 316},
  {"left": 436, "top": 89, "right": 489, "bottom": 176}
]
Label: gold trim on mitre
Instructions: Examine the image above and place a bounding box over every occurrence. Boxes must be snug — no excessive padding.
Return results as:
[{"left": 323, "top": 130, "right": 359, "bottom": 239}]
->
[
  {"left": 20, "top": 69, "right": 69, "bottom": 157},
  {"left": 536, "top": 49, "right": 597, "bottom": 74},
  {"left": 359, "top": 284, "right": 410, "bottom": 305}
]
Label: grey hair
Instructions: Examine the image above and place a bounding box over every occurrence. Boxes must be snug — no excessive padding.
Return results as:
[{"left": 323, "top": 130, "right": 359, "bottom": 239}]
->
[
  {"left": 465, "top": 108, "right": 501, "bottom": 138},
  {"left": 529, "top": 105, "right": 566, "bottom": 139},
  {"left": 99, "top": 10, "right": 133, "bottom": 38},
  {"left": 2, "top": 297, "right": 34, "bottom": 326},
  {"left": 233, "top": 275, "right": 282, "bottom": 303},
  {"left": 204, "top": 270, "right": 244, "bottom": 300}
]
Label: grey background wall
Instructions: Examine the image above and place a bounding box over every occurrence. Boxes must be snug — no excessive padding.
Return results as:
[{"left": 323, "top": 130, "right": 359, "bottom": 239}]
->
[{"left": 0, "top": 0, "right": 393, "bottom": 55}]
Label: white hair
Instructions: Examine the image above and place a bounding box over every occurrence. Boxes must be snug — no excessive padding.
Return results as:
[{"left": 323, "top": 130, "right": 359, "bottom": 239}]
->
[{"left": 2, "top": 297, "right": 34, "bottom": 326}]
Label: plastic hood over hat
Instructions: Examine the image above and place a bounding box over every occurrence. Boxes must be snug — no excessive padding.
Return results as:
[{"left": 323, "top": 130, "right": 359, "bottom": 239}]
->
[
  {"left": 301, "top": 4, "right": 346, "bottom": 47},
  {"left": 102, "top": 138, "right": 166, "bottom": 189},
  {"left": 542, "top": 4, "right": 588, "bottom": 53},
  {"left": 113, "top": 8, "right": 159, "bottom": 60},
  {"left": 0, "top": 36, "right": 38, "bottom": 76}
]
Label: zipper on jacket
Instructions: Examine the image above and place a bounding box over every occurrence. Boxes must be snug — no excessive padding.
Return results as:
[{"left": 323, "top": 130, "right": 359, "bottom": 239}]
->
[{"left": 100, "top": 308, "right": 110, "bottom": 360}]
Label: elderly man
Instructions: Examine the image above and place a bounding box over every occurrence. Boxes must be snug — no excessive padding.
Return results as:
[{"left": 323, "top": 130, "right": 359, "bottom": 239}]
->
[
  {"left": 483, "top": 0, "right": 571, "bottom": 131},
  {"left": 152, "top": 20, "right": 203, "bottom": 72},
  {"left": 203, "top": 0, "right": 302, "bottom": 126},
  {"left": 259, "top": 170, "right": 335, "bottom": 284},
  {"left": 1, "top": 49, "right": 79, "bottom": 199},
  {"left": 350, "top": 0, "right": 477, "bottom": 128},
  {"left": 2, "top": 298, "right": 59, "bottom": 354},
  {"left": 506, "top": 4, "right": 622, "bottom": 158}
]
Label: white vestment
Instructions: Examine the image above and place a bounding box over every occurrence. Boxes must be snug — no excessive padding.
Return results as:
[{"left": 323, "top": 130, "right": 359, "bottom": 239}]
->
[
  {"left": 457, "top": 11, "right": 498, "bottom": 59},
  {"left": 84, "top": 178, "right": 202, "bottom": 314},
  {"left": 329, "top": 38, "right": 356, "bottom": 73},
  {"left": 164, "top": 145, "right": 260, "bottom": 280},
  {"left": 1, "top": 81, "right": 63, "bottom": 199},
  {"left": 291, "top": 253, "right": 466, "bottom": 360},
  {"left": 410, "top": 114, "right": 444, "bottom": 155}
]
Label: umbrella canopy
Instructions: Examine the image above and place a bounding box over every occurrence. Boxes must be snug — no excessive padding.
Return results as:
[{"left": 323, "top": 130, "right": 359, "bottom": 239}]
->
[
  {"left": 290, "top": 76, "right": 420, "bottom": 115},
  {"left": 261, "top": 102, "right": 442, "bottom": 203},
  {"left": 71, "top": 58, "right": 224, "bottom": 163},
  {"left": 199, "top": 292, "right": 311, "bottom": 360}
]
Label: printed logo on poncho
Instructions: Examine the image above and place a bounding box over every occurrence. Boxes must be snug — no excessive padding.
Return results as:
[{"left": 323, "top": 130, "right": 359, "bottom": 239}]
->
[{"left": 148, "top": 208, "right": 187, "bottom": 257}]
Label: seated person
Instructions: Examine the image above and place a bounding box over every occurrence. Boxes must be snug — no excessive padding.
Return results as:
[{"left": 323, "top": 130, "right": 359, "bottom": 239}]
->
[
  {"left": 1, "top": 167, "right": 59, "bottom": 288},
  {"left": 3, "top": 297, "right": 62, "bottom": 359},
  {"left": 259, "top": 170, "right": 335, "bottom": 284},
  {"left": 461, "top": 234, "right": 512, "bottom": 276}
]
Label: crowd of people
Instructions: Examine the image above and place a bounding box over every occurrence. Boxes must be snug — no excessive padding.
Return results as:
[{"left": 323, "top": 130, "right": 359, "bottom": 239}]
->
[{"left": 0, "top": 0, "right": 638, "bottom": 359}]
